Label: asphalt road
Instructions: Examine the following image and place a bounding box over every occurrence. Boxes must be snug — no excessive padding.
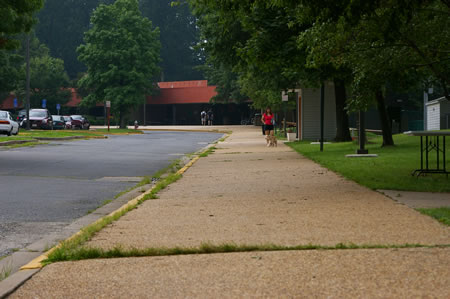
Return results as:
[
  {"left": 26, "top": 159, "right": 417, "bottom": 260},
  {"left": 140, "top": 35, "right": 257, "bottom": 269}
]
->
[{"left": 0, "top": 131, "right": 222, "bottom": 257}]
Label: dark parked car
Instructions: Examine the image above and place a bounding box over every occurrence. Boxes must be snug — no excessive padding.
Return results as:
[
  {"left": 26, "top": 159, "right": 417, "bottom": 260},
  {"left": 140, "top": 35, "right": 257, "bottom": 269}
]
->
[
  {"left": 52, "top": 115, "right": 66, "bottom": 130},
  {"left": 21, "top": 109, "right": 53, "bottom": 129},
  {"left": 63, "top": 116, "right": 73, "bottom": 129},
  {"left": 70, "top": 115, "right": 90, "bottom": 130},
  {"left": 16, "top": 109, "right": 27, "bottom": 122}
]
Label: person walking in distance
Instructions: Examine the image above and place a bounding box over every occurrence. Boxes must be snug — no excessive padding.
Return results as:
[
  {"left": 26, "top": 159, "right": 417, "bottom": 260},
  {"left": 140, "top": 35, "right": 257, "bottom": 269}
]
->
[
  {"left": 207, "top": 109, "right": 214, "bottom": 126},
  {"left": 201, "top": 110, "right": 207, "bottom": 126},
  {"left": 261, "top": 107, "right": 275, "bottom": 146}
]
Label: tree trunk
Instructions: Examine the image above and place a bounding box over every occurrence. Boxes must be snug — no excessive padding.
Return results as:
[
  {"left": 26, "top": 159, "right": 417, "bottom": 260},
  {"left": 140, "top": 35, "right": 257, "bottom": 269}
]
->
[
  {"left": 375, "top": 89, "right": 394, "bottom": 146},
  {"left": 334, "top": 79, "right": 352, "bottom": 142}
]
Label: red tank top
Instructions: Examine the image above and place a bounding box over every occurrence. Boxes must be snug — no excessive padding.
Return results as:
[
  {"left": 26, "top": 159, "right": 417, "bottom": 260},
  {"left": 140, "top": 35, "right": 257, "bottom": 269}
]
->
[{"left": 263, "top": 113, "right": 273, "bottom": 125}]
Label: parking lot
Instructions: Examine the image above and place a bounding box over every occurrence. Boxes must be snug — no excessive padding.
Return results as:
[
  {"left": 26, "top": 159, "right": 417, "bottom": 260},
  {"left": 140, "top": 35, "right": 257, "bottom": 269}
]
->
[{"left": 0, "top": 130, "right": 222, "bottom": 258}]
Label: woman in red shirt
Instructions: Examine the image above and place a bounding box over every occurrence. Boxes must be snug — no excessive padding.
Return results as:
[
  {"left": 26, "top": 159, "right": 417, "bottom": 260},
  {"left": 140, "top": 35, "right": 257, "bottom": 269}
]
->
[{"left": 261, "top": 107, "right": 274, "bottom": 146}]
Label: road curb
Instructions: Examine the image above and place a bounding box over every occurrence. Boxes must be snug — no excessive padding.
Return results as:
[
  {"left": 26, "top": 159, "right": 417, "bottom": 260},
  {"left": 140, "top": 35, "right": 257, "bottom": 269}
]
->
[
  {"left": 18, "top": 135, "right": 224, "bottom": 270},
  {"left": 0, "top": 135, "right": 108, "bottom": 147},
  {"left": 0, "top": 269, "right": 39, "bottom": 299},
  {"left": 140, "top": 128, "right": 230, "bottom": 134},
  {"left": 0, "top": 140, "right": 36, "bottom": 146},
  {"left": 0, "top": 133, "right": 227, "bottom": 297}
]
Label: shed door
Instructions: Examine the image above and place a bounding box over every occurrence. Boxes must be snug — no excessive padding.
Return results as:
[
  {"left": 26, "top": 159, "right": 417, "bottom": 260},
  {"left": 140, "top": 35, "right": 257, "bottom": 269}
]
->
[{"left": 427, "top": 103, "right": 440, "bottom": 130}]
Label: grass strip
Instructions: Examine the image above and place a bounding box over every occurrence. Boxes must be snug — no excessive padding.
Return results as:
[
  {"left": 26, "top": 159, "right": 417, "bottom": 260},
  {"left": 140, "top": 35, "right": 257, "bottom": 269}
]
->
[
  {"left": 140, "top": 173, "right": 181, "bottom": 200},
  {"left": 44, "top": 242, "right": 450, "bottom": 264},
  {"left": 199, "top": 146, "right": 216, "bottom": 157},
  {"left": 5, "top": 141, "right": 42, "bottom": 149},
  {"left": 417, "top": 207, "right": 450, "bottom": 226},
  {"left": 113, "top": 159, "right": 182, "bottom": 199}
]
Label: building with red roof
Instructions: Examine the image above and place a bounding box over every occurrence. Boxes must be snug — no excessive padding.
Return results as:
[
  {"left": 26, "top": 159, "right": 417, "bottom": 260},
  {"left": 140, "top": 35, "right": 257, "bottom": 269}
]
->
[
  {"left": 1, "top": 80, "right": 253, "bottom": 125},
  {"left": 0, "top": 94, "right": 22, "bottom": 110},
  {"left": 137, "top": 80, "right": 252, "bottom": 125}
]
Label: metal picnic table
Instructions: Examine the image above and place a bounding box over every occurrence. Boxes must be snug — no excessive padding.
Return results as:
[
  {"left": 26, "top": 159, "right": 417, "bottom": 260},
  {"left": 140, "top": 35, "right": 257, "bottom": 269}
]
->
[{"left": 404, "top": 131, "right": 450, "bottom": 177}]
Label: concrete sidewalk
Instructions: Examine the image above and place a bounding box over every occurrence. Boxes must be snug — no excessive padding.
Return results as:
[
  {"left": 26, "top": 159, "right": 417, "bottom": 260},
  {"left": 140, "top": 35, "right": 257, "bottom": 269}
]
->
[{"left": 9, "top": 126, "right": 450, "bottom": 298}]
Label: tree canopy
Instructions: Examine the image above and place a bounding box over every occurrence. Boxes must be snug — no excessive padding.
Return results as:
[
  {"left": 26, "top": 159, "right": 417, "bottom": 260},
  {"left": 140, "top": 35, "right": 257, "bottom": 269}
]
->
[
  {"left": 0, "top": 0, "right": 44, "bottom": 49},
  {"left": 190, "top": 0, "right": 450, "bottom": 145},
  {"left": 77, "top": 0, "right": 161, "bottom": 127}
]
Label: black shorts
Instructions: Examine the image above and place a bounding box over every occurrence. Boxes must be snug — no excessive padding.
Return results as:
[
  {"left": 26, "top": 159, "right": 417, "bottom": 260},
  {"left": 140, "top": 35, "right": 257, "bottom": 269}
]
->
[{"left": 264, "top": 124, "right": 274, "bottom": 131}]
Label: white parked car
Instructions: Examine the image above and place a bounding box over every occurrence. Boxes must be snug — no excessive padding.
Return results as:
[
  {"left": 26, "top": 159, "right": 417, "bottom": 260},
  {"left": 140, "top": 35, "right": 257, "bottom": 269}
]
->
[{"left": 0, "top": 110, "right": 19, "bottom": 136}]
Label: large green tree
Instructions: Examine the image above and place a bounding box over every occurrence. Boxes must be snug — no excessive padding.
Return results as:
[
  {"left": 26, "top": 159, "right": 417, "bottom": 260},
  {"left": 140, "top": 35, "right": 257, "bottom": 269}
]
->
[
  {"left": 190, "top": 1, "right": 352, "bottom": 141},
  {"left": 0, "top": 50, "right": 22, "bottom": 97},
  {"left": 0, "top": 0, "right": 44, "bottom": 49},
  {"left": 77, "top": 0, "right": 161, "bottom": 127}
]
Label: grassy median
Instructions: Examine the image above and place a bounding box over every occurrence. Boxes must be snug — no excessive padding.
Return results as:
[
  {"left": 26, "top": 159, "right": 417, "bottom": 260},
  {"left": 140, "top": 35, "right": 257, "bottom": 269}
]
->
[
  {"left": 0, "top": 128, "right": 142, "bottom": 144},
  {"left": 287, "top": 133, "right": 450, "bottom": 193}
]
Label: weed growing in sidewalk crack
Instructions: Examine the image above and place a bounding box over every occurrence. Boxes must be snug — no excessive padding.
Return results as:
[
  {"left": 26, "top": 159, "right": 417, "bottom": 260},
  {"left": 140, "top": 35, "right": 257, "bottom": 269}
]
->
[
  {"left": 44, "top": 242, "right": 449, "bottom": 264},
  {"left": 0, "top": 261, "right": 12, "bottom": 281}
]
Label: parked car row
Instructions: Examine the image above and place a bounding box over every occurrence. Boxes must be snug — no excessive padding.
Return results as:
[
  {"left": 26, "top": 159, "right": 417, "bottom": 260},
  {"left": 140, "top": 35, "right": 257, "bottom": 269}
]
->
[{"left": 0, "top": 109, "right": 91, "bottom": 134}]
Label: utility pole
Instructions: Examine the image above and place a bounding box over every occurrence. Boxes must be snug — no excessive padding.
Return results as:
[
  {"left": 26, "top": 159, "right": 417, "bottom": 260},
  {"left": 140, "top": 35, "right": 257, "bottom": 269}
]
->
[
  {"left": 320, "top": 83, "right": 325, "bottom": 152},
  {"left": 25, "top": 34, "right": 31, "bottom": 131},
  {"left": 357, "top": 111, "right": 368, "bottom": 154}
]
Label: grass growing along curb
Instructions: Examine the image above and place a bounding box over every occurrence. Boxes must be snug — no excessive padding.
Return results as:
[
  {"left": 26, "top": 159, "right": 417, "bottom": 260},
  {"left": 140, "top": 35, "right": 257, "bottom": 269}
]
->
[
  {"left": 1, "top": 129, "right": 142, "bottom": 149},
  {"left": 0, "top": 261, "right": 12, "bottom": 281},
  {"left": 42, "top": 141, "right": 219, "bottom": 265},
  {"left": 43, "top": 142, "right": 214, "bottom": 265},
  {"left": 4, "top": 141, "right": 41, "bottom": 149},
  {"left": 2, "top": 128, "right": 141, "bottom": 140},
  {"left": 0, "top": 136, "right": 35, "bottom": 142},
  {"left": 44, "top": 172, "right": 183, "bottom": 265},
  {"left": 43, "top": 242, "right": 450, "bottom": 264},
  {"left": 287, "top": 133, "right": 450, "bottom": 193},
  {"left": 113, "top": 159, "right": 182, "bottom": 200},
  {"left": 417, "top": 207, "right": 450, "bottom": 226},
  {"left": 140, "top": 173, "right": 181, "bottom": 200},
  {"left": 199, "top": 146, "right": 216, "bottom": 157}
]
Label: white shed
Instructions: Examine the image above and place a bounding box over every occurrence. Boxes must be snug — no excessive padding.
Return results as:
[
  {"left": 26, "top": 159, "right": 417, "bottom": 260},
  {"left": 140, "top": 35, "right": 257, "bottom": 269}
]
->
[
  {"left": 426, "top": 97, "right": 450, "bottom": 130},
  {"left": 296, "top": 83, "right": 337, "bottom": 141}
]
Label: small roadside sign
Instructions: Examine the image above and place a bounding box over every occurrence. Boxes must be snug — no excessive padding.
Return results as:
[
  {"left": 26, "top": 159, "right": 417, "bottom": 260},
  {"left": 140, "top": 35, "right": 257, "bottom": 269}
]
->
[
  {"left": 106, "top": 101, "right": 111, "bottom": 108},
  {"left": 282, "top": 91, "right": 288, "bottom": 102},
  {"left": 42, "top": 99, "right": 47, "bottom": 108},
  {"left": 56, "top": 103, "right": 61, "bottom": 115},
  {"left": 13, "top": 98, "right": 18, "bottom": 108}
]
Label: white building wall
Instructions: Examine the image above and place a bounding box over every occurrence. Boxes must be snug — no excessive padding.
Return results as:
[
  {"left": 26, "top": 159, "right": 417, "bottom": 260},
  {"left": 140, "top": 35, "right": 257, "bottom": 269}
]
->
[
  {"left": 301, "top": 83, "right": 337, "bottom": 141},
  {"left": 426, "top": 101, "right": 441, "bottom": 130}
]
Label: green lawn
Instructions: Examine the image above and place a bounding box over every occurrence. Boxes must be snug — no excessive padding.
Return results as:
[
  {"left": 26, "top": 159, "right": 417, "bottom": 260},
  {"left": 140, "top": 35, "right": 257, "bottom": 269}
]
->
[
  {"left": 287, "top": 133, "right": 450, "bottom": 193},
  {"left": 417, "top": 207, "right": 450, "bottom": 226}
]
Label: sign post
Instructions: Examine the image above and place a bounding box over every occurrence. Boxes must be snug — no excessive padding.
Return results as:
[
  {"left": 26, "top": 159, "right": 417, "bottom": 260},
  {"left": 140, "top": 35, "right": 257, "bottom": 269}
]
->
[
  {"left": 56, "top": 103, "right": 61, "bottom": 115},
  {"left": 320, "top": 83, "right": 324, "bottom": 152},
  {"left": 106, "top": 101, "right": 111, "bottom": 132}
]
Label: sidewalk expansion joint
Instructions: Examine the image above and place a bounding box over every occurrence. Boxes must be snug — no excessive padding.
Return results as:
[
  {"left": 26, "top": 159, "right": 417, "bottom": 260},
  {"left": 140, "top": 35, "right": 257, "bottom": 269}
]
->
[{"left": 39, "top": 243, "right": 450, "bottom": 264}]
